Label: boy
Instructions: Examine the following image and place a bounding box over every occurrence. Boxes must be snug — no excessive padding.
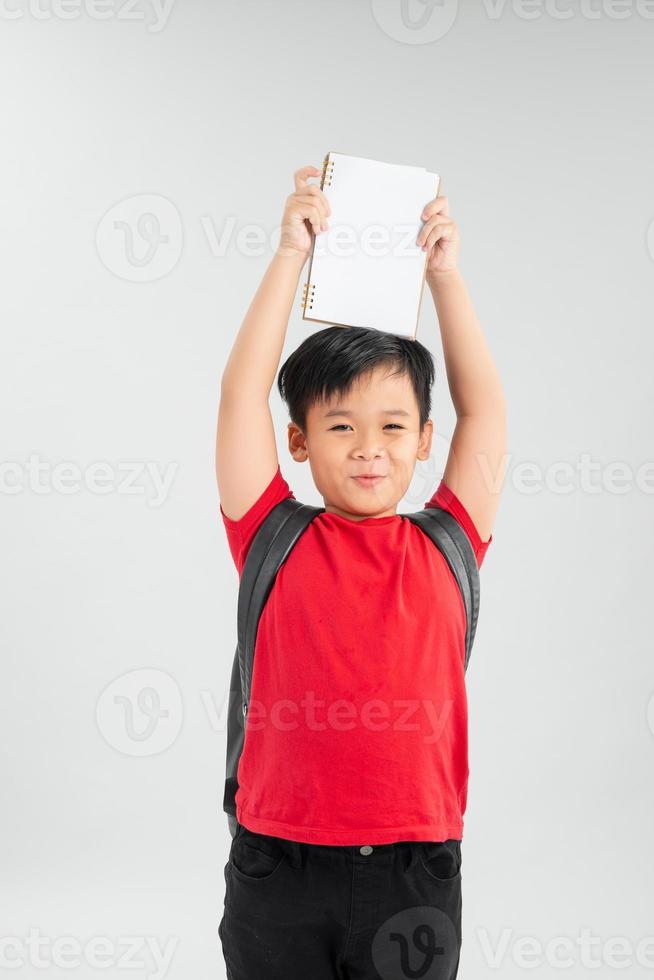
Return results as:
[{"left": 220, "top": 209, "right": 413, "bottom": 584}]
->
[{"left": 216, "top": 164, "right": 506, "bottom": 980}]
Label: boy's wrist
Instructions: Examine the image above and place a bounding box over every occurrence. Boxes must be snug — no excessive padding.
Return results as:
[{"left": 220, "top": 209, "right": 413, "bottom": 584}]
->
[
  {"left": 274, "top": 245, "right": 310, "bottom": 266},
  {"left": 426, "top": 267, "right": 463, "bottom": 292}
]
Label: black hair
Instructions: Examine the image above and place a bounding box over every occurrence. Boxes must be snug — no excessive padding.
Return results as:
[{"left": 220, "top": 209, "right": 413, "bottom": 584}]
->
[{"left": 277, "top": 325, "right": 435, "bottom": 434}]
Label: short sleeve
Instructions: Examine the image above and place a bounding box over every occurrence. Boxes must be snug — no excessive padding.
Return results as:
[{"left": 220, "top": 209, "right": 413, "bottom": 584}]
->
[
  {"left": 424, "top": 480, "right": 493, "bottom": 569},
  {"left": 220, "top": 465, "right": 295, "bottom": 576}
]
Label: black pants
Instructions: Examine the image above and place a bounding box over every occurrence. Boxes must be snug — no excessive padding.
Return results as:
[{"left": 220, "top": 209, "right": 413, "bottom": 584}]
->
[{"left": 219, "top": 820, "right": 462, "bottom": 980}]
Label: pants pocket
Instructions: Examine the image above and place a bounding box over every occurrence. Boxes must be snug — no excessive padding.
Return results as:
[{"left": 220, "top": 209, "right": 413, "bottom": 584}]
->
[
  {"left": 229, "top": 827, "right": 288, "bottom": 883},
  {"left": 418, "top": 839, "right": 462, "bottom": 882}
]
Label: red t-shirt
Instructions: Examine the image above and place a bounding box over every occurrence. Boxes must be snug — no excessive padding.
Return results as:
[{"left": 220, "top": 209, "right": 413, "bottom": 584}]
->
[{"left": 220, "top": 466, "right": 492, "bottom": 846}]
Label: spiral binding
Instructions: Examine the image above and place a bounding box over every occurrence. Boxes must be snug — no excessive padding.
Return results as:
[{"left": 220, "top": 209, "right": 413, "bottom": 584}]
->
[
  {"left": 301, "top": 154, "right": 332, "bottom": 314},
  {"left": 301, "top": 282, "right": 316, "bottom": 312},
  {"left": 321, "top": 154, "right": 334, "bottom": 189}
]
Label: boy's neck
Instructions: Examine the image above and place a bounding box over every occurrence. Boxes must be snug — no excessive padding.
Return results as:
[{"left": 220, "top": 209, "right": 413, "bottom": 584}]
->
[{"left": 323, "top": 503, "right": 398, "bottom": 521}]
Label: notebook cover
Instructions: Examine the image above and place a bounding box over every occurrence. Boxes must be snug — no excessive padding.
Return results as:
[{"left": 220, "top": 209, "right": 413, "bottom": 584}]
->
[{"left": 301, "top": 152, "right": 440, "bottom": 339}]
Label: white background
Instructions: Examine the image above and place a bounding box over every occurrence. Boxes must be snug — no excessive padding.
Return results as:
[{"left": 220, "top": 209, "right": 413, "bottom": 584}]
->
[{"left": 1, "top": 1, "right": 653, "bottom": 978}]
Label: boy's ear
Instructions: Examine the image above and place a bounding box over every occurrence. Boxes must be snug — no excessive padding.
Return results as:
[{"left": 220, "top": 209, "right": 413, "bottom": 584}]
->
[
  {"left": 417, "top": 419, "right": 434, "bottom": 461},
  {"left": 288, "top": 422, "right": 308, "bottom": 462}
]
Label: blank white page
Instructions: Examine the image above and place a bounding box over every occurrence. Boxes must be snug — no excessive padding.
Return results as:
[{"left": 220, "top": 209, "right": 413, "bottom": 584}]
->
[{"left": 303, "top": 152, "right": 440, "bottom": 337}]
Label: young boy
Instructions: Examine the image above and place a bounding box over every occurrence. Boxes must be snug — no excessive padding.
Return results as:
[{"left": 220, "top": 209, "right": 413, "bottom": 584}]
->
[{"left": 216, "top": 164, "right": 506, "bottom": 980}]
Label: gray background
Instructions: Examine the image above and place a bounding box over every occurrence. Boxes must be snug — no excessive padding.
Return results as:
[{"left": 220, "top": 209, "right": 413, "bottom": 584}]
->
[{"left": 2, "top": 1, "right": 653, "bottom": 978}]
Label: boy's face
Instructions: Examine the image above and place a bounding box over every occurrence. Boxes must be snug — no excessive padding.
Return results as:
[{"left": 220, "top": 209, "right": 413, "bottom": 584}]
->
[{"left": 287, "top": 366, "right": 433, "bottom": 520}]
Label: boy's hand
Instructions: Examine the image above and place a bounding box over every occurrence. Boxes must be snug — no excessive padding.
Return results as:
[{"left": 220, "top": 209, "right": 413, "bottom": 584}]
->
[
  {"left": 276, "top": 165, "right": 331, "bottom": 259},
  {"left": 418, "top": 195, "right": 460, "bottom": 281}
]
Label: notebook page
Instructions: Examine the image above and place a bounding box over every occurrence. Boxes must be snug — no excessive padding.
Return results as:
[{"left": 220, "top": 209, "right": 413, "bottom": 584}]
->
[{"left": 305, "top": 153, "right": 439, "bottom": 336}]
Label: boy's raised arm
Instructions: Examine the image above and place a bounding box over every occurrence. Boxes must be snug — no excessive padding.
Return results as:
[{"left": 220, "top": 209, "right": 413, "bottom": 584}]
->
[
  {"left": 216, "top": 165, "right": 331, "bottom": 521},
  {"left": 418, "top": 195, "right": 507, "bottom": 543}
]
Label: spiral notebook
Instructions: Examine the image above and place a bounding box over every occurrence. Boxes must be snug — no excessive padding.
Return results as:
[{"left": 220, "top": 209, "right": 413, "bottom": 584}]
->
[{"left": 301, "top": 152, "right": 440, "bottom": 338}]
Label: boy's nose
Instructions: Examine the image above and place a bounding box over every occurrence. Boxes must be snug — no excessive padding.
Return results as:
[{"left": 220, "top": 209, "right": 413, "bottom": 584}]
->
[{"left": 354, "top": 448, "right": 386, "bottom": 458}]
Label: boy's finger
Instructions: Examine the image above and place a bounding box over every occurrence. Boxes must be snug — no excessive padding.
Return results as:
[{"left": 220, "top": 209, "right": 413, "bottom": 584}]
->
[
  {"left": 294, "top": 192, "right": 330, "bottom": 219},
  {"left": 303, "top": 183, "right": 332, "bottom": 215},
  {"left": 421, "top": 195, "right": 449, "bottom": 219},
  {"left": 418, "top": 216, "right": 453, "bottom": 245},
  {"left": 292, "top": 196, "right": 329, "bottom": 231},
  {"left": 423, "top": 222, "right": 455, "bottom": 249},
  {"left": 294, "top": 165, "right": 322, "bottom": 192},
  {"left": 298, "top": 203, "right": 323, "bottom": 236}
]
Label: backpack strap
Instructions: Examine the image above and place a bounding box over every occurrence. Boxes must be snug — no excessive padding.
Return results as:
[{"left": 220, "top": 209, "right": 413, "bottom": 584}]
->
[
  {"left": 404, "top": 506, "right": 480, "bottom": 672},
  {"left": 238, "top": 498, "right": 325, "bottom": 711},
  {"left": 223, "top": 497, "right": 324, "bottom": 835}
]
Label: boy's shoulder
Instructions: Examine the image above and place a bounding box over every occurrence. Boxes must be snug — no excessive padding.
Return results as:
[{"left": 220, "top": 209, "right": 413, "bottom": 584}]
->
[
  {"left": 219, "top": 466, "right": 492, "bottom": 576},
  {"left": 423, "top": 480, "right": 493, "bottom": 569},
  {"left": 220, "top": 464, "right": 295, "bottom": 576}
]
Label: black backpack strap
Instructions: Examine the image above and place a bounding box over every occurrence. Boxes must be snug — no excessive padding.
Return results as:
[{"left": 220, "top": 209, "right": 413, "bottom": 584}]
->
[
  {"left": 223, "top": 496, "right": 323, "bottom": 835},
  {"left": 223, "top": 643, "right": 245, "bottom": 838},
  {"left": 405, "top": 506, "right": 480, "bottom": 672},
  {"left": 238, "top": 498, "right": 325, "bottom": 710}
]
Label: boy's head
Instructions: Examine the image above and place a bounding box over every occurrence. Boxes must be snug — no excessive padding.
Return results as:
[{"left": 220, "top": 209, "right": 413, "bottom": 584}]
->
[{"left": 277, "top": 326, "right": 435, "bottom": 520}]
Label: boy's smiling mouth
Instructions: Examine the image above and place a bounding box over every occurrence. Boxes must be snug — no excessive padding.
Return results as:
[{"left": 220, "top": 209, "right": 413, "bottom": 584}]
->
[{"left": 352, "top": 475, "right": 386, "bottom": 487}]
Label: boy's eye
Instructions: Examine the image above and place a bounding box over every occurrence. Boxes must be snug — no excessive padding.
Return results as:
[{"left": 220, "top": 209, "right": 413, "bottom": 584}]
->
[{"left": 329, "top": 424, "right": 404, "bottom": 431}]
